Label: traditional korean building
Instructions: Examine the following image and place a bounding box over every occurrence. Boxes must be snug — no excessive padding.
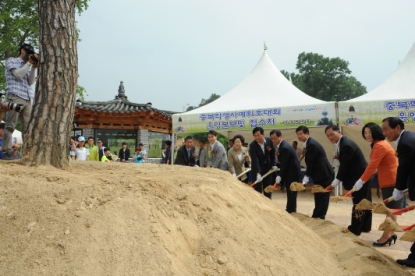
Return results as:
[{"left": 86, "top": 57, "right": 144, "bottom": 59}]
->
[{"left": 73, "top": 81, "right": 174, "bottom": 159}]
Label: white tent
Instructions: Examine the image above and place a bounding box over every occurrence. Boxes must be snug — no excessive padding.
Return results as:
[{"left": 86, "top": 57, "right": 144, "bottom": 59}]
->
[
  {"left": 1, "top": 121, "right": 23, "bottom": 144},
  {"left": 172, "top": 51, "right": 337, "bottom": 164},
  {"left": 339, "top": 41, "right": 415, "bottom": 161},
  {"left": 185, "top": 52, "right": 327, "bottom": 115},
  {"left": 12, "top": 129, "right": 23, "bottom": 144},
  {"left": 175, "top": 51, "right": 335, "bottom": 130},
  {"left": 346, "top": 41, "right": 415, "bottom": 103}
]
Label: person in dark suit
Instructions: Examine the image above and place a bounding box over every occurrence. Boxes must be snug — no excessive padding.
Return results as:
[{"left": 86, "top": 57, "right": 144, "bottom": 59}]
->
[
  {"left": 296, "top": 125, "right": 334, "bottom": 219},
  {"left": 270, "top": 130, "right": 302, "bottom": 213},
  {"left": 162, "top": 140, "right": 172, "bottom": 164},
  {"left": 381, "top": 117, "right": 415, "bottom": 267},
  {"left": 249, "top": 127, "right": 277, "bottom": 199},
  {"left": 118, "top": 142, "right": 131, "bottom": 162},
  {"left": 175, "top": 135, "right": 196, "bottom": 166},
  {"left": 325, "top": 125, "right": 371, "bottom": 235}
]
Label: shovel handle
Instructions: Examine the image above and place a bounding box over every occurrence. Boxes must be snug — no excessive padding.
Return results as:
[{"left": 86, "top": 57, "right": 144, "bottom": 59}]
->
[
  {"left": 236, "top": 168, "right": 251, "bottom": 179},
  {"left": 382, "top": 196, "right": 394, "bottom": 204},
  {"left": 325, "top": 184, "right": 332, "bottom": 191},
  {"left": 250, "top": 168, "right": 277, "bottom": 188},
  {"left": 393, "top": 205, "right": 415, "bottom": 215},
  {"left": 403, "top": 223, "right": 415, "bottom": 232},
  {"left": 383, "top": 188, "right": 408, "bottom": 204},
  {"left": 344, "top": 188, "right": 355, "bottom": 198}
]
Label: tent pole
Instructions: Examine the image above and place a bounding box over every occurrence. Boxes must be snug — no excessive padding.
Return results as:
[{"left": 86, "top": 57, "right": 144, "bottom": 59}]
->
[{"left": 170, "top": 133, "right": 175, "bottom": 165}]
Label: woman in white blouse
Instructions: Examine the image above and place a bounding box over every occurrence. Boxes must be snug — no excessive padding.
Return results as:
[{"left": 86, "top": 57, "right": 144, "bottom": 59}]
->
[{"left": 228, "top": 135, "right": 251, "bottom": 183}]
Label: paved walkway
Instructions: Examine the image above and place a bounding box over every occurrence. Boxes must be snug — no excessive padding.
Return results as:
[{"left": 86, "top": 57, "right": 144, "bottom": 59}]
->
[{"left": 271, "top": 187, "right": 415, "bottom": 269}]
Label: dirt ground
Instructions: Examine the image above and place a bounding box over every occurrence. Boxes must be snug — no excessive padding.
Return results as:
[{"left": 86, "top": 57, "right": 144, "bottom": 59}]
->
[{"left": 0, "top": 161, "right": 411, "bottom": 275}]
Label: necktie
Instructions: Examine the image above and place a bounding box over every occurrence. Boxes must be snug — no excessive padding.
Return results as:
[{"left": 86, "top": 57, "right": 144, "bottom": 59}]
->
[{"left": 188, "top": 149, "right": 190, "bottom": 159}]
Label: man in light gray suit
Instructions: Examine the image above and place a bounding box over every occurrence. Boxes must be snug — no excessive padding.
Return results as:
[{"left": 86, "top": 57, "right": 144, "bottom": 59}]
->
[
  {"left": 197, "top": 140, "right": 208, "bottom": 167},
  {"left": 208, "top": 130, "right": 228, "bottom": 171}
]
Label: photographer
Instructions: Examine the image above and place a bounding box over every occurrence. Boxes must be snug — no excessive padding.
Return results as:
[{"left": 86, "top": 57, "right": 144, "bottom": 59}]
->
[{"left": 2, "top": 43, "right": 39, "bottom": 160}]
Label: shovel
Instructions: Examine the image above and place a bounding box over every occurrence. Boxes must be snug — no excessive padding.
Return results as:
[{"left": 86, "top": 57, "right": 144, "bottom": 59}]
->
[
  {"left": 356, "top": 189, "right": 408, "bottom": 214},
  {"left": 290, "top": 181, "right": 306, "bottom": 192},
  {"left": 402, "top": 223, "right": 415, "bottom": 232},
  {"left": 311, "top": 185, "right": 331, "bottom": 193},
  {"left": 392, "top": 205, "right": 415, "bottom": 216},
  {"left": 264, "top": 182, "right": 281, "bottom": 193},
  {"left": 329, "top": 188, "right": 355, "bottom": 202},
  {"left": 236, "top": 168, "right": 251, "bottom": 179},
  {"left": 381, "top": 188, "right": 409, "bottom": 205},
  {"left": 399, "top": 224, "right": 415, "bottom": 242},
  {"left": 250, "top": 168, "right": 278, "bottom": 188}
]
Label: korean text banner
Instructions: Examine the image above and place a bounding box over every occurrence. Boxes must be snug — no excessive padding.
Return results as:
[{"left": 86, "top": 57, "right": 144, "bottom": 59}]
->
[
  {"left": 173, "top": 103, "right": 336, "bottom": 134},
  {"left": 339, "top": 99, "right": 415, "bottom": 126}
]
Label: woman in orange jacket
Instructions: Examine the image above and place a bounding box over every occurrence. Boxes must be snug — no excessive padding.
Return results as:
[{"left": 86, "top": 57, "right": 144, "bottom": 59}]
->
[{"left": 353, "top": 122, "right": 405, "bottom": 246}]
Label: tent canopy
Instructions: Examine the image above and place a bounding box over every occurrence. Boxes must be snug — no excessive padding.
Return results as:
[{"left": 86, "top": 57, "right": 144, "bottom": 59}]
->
[
  {"left": 346, "top": 41, "right": 415, "bottom": 102},
  {"left": 185, "top": 52, "right": 326, "bottom": 114}
]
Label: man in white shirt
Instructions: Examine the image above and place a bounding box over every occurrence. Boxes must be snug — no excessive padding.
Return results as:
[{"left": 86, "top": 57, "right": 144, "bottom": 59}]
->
[
  {"left": 71, "top": 136, "right": 89, "bottom": 161},
  {"left": 2, "top": 43, "right": 38, "bottom": 160}
]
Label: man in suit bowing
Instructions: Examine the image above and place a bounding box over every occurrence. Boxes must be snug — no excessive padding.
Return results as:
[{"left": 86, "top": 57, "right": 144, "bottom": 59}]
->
[
  {"left": 270, "top": 130, "right": 302, "bottom": 213},
  {"left": 325, "top": 125, "right": 371, "bottom": 235},
  {"left": 381, "top": 117, "right": 415, "bottom": 267},
  {"left": 250, "top": 127, "right": 277, "bottom": 199},
  {"left": 296, "top": 125, "right": 334, "bottom": 219},
  {"left": 175, "top": 136, "right": 196, "bottom": 166}
]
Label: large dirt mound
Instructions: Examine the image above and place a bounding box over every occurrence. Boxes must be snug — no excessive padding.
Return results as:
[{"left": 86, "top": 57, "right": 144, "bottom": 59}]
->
[{"left": 0, "top": 162, "right": 409, "bottom": 275}]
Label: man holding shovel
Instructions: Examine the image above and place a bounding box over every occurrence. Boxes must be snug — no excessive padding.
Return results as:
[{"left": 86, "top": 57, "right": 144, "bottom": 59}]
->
[
  {"left": 249, "top": 127, "right": 277, "bottom": 199},
  {"left": 325, "top": 125, "right": 372, "bottom": 235},
  {"left": 382, "top": 117, "right": 415, "bottom": 267},
  {"left": 296, "top": 125, "right": 334, "bottom": 219},
  {"left": 270, "top": 130, "right": 302, "bottom": 213}
]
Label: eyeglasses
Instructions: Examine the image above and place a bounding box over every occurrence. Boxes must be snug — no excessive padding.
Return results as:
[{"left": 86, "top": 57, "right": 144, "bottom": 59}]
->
[{"left": 98, "top": 142, "right": 102, "bottom": 143}]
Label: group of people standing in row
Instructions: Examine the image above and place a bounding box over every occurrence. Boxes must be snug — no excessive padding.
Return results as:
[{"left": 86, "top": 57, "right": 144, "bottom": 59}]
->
[
  {"left": 171, "top": 117, "right": 415, "bottom": 268},
  {"left": 69, "top": 136, "right": 147, "bottom": 163}
]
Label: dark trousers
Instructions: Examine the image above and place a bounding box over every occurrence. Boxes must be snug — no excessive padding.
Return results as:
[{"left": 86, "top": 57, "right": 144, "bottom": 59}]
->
[
  {"left": 348, "top": 182, "right": 372, "bottom": 235},
  {"left": 283, "top": 180, "right": 297, "bottom": 213},
  {"left": 254, "top": 171, "right": 273, "bottom": 199},
  {"left": 312, "top": 175, "right": 333, "bottom": 219},
  {"left": 409, "top": 243, "right": 415, "bottom": 260}
]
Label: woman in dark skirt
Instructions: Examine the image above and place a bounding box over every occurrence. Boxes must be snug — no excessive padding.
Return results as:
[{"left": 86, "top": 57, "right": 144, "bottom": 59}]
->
[{"left": 355, "top": 122, "right": 406, "bottom": 246}]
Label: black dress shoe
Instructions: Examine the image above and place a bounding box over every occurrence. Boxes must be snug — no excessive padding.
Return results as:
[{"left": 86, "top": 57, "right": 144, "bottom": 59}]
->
[
  {"left": 397, "top": 258, "right": 415, "bottom": 268},
  {"left": 373, "top": 237, "right": 393, "bottom": 247}
]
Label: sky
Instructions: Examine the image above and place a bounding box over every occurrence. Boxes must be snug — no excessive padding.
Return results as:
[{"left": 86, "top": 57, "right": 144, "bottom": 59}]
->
[{"left": 76, "top": 0, "right": 415, "bottom": 112}]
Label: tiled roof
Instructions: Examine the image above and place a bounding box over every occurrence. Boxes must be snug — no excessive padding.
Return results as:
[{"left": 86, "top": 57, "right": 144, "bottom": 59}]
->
[{"left": 75, "top": 81, "right": 174, "bottom": 118}]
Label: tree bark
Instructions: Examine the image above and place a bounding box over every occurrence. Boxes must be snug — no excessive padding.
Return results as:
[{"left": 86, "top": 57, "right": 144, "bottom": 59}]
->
[{"left": 22, "top": 0, "right": 78, "bottom": 169}]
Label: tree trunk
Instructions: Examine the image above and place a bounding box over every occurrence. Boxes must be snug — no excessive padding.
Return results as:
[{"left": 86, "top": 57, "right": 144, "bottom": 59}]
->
[{"left": 22, "top": 0, "right": 78, "bottom": 169}]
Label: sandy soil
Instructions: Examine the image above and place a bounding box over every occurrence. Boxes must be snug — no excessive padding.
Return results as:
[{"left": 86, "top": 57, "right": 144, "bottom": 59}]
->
[{"left": 0, "top": 161, "right": 411, "bottom": 275}]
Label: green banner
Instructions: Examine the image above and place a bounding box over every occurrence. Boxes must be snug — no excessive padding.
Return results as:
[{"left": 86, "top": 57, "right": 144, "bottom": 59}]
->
[
  {"left": 173, "top": 103, "right": 336, "bottom": 134},
  {"left": 339, "top": 99, "right": 415, "bottom": 126}
]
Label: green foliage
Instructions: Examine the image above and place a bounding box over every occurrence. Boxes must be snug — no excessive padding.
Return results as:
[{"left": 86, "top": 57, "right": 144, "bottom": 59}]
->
[
  {"left": 76, "top": 77, "right": 88, "bottom": 101},
  {"left": 148, "top": 148, "right": 162, "bottom": 158},
  {"left": 0, "top": 0, "right": 89, "bottom": 97},
  {"left": 281, "top": 52, "right": 367, "bottom": 101},
  {"left": 186, "top": 93, "right": 220, "bottom": 111}
]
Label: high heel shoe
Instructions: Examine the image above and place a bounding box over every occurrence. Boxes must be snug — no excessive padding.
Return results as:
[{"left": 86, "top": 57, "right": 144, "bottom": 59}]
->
[
  {"left": 373, "top": 236, "right": 394, "bottom": 247},
  {"left": 391, "top": 234, "right": 397, "bottom": 244}
]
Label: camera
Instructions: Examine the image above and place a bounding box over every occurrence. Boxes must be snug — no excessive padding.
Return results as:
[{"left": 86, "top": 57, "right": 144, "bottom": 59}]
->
[
  {"left": 24, "top": 52, "right": 39, "bottom": 65},
  {"left": 0, "top": 93, "right": 24, "bottom": 113},
  {"left": 4, "top": 101, "right": 24, "bottom": 112}
]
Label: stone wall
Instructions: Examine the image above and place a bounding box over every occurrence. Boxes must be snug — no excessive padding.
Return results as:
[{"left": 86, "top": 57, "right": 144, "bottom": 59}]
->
[
  {"left": 136, "top": 129, "right": 149, "bottom": 150},
  {"left": 82, "top": 128, "right": 94, "bottom": 139}
]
